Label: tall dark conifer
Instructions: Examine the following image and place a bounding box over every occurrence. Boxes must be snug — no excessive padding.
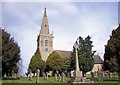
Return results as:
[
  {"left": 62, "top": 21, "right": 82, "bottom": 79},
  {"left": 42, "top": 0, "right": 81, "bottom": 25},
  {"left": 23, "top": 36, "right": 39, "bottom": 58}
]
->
[
  {"left": 104, "top": 25, "right": 120, "bottom": 74},
  {"left": 28, "top": 48, "right": 46, "bottom": 74},
  {"left": 1, "top": 28, "right": 21, "bottom": 76}
]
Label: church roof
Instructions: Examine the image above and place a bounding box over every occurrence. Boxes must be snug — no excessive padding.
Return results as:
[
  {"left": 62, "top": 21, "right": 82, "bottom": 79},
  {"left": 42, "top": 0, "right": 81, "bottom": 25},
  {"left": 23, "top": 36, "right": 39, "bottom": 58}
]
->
[
  {"left": 54, "top": 50, "right": 72, "bottom": 59},
  {"left": 54, "top": 50, "right": 103, "bottom": 64},
  {"left": 93, "top": 55, "right": 103, "bottom": 64}
]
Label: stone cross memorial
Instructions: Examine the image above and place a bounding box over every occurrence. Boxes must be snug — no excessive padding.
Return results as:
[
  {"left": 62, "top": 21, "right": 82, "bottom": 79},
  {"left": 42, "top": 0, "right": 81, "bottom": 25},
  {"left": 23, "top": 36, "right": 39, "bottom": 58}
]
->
[
  {"left": 69, "top": 42, "right": 90, "bottom": 83},
  {"left": 72, "top": 43, "right": 83, "bottom": 83}
]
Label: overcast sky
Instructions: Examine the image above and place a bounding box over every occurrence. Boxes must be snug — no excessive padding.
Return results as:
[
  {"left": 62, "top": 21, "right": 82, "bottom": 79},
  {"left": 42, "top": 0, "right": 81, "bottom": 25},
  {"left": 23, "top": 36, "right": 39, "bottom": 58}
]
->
[{"left": 2, "top": 1, "right": 119, "bottom": 75}]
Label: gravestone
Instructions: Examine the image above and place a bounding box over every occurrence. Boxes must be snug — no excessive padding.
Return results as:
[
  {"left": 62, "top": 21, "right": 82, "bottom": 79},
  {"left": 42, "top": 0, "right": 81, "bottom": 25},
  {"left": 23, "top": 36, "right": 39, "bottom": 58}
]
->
[
  {"left": 58, "top": 74, "right": 61, "bottom": 82},
  {"left": 12, "top": 71, "right": 17, "bottom": 79},
  {"left": 14, "top": 73, "right": 17, "bottom": 78},
  {"left": 36, "top": 69, "right": 40, "bottom": 83},
  {"left": 4, "top": 73, "right": 7, "bottom": 78},
  {"left": 62, "top": 72, "right": 66, "bottom": 82},
  {"left": 91, "top": 72, "right": 94, "bottom": 80},
  {"left": 55, "top": 73, "right": 58, "bottom": 81},
  {"left": 46, "top": 72, "right": 48, "bottom": 80},
  {"left": 43, "top": 72, "right": 46, "bottom": 79},
  {"left": 29, "top": 72, "right": 32, "bottom": 81},
  {"left": 98, "top": 71, "right": 103, "bottom": 81},
  {"left": 12, "top": 71, "right": 14, "bottom": 78},
  {"left": 17, "top": 73, "right": 20, "bottom": 79},
  {"left": 35, "top": 72, "right": 37, "bottom": 77}
]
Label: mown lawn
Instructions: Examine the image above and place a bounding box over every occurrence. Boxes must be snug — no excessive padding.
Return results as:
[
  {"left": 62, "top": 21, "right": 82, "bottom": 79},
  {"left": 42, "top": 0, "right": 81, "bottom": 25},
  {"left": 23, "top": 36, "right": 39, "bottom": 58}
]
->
[
  {"left": 2, "top": 77, "right": 120, "bottom": 85},
  {"left": 2, "top": 77, "right": 70, "bottom": 83}
]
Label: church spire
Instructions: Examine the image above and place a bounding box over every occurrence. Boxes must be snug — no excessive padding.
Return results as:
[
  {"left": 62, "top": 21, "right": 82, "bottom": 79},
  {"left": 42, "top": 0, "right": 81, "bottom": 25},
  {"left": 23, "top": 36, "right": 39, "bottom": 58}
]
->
[
  {"left": 40, "top": 8, "right": 49, "bottom": 35},
  {"left": 38, "top": 8, "right": 54, "bottom": 62}
]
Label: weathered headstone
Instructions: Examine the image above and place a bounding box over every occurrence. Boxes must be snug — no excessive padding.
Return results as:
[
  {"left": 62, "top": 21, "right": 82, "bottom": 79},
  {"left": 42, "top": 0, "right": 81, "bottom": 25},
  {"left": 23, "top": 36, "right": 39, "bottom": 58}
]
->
[
  {"left": 46, "top": 72, "right": 48, "bottom": 80},
  {"left": 12, "top": 71, "right": 14, "bottom": 78},
  {"left": 55, "top": 73, "right": 58, "bottom": 81},
  {"left": 67, "top": 72, "right": 70, "bottom": 77},
  {"left": 43, "top": 72, "right": 46, "bottom": 79},
  {"left": 61, "top": 72, "right": 66, "bottom": 82},
  {"left": 17, "top": 73, "right": 20, "bottom": 79},
  {"left": 35, "top": 72, "right": 37, "bottom": 77},
  {"left": 14, "top": 73, "right": 17, "bottom": 78},
  {"left": 29, "top": 72, "right": 32, "bottom": 81},
  {"left": 98, "top": 71, "right": 103, "bottom": 81},
  {"left": 70, "top": 70, "right": 74, "bottom": 78},
  {"left": 36, "top": 69, "right": 40, "bottom": 83},
  {"left": 4, "top": 73, "right": 7, "bottom": 78},
  {"left": 91, "top": 72, "right": 94, "bottom": 80},
  {"left": 58, "top": 74, "right": 61, "bottom": 82}
]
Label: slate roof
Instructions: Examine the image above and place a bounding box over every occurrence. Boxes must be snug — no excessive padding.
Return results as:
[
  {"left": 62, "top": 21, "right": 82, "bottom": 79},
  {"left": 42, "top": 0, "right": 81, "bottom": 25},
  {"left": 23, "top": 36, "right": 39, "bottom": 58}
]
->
[
  {"left": 93, "top": 55, "right": 103, "bottom": 64},
  {"left": 54, "top": 50, "right": 72, "bottom": 59},
  {"left": 54, "top": 50, "right": 103, "bottom": 64}
]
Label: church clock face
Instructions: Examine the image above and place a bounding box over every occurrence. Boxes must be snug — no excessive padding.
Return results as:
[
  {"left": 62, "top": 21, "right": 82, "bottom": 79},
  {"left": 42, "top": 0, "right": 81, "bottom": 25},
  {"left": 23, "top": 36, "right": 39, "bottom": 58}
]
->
[{"left": 45, "top": 48, "right": 48, "bottom": 52}]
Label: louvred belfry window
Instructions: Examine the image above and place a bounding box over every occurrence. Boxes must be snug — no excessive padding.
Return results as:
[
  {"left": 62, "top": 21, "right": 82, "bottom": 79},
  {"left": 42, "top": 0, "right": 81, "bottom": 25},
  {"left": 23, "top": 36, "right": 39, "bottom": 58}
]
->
[{"left": 45, "top": 40, "right": 48, "bottom": 46}]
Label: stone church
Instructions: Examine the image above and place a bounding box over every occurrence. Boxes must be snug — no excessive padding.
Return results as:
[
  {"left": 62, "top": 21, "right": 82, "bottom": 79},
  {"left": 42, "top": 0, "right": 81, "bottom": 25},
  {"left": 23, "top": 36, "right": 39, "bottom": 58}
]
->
[{"left": 37, "top": 8, "right": 103, "bottom": 72}]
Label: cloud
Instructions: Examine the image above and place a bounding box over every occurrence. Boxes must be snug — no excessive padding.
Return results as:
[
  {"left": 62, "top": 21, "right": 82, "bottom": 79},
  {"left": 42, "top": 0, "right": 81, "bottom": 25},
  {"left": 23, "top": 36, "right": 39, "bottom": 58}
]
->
[{"left": 1, "top": 0, "right": 120, "bottom": 2}]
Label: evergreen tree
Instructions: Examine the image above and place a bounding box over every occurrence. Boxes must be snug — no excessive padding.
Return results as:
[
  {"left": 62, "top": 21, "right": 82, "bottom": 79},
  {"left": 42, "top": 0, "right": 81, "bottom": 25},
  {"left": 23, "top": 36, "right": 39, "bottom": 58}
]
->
[
  {"left": 1, "top": 28, "right": 21, "bottom": 76},
  {"left": 63, "top": 58, "right": 71, "bottom": 71},
  {"left": 104, "top": 24, "right": 120, "bottom": 73},
  {"left": 71, "top": 35, "right": 95, "bottom": 75},
  {"left": 28, "top": 48, "right": 46, "bottom": 73},
  {"left": 46, "top": 51, "right": 64, "bottom": 72}
]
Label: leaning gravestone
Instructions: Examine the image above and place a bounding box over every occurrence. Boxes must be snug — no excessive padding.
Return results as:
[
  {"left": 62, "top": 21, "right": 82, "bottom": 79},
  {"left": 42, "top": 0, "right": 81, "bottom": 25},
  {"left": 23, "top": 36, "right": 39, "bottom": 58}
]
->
[{"left": 36, "top": 69, "right": 40, "bottom": 83}]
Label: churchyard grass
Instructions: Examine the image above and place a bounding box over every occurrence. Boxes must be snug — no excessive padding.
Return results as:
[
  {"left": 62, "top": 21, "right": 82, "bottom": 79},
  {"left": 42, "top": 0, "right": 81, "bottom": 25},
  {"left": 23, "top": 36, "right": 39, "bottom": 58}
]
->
[
  {"left": 2, "top": 76, "right": 71, "bottom": 83},
  {"left": 2, "top": 76, "right": 120, "bottom": 85}
]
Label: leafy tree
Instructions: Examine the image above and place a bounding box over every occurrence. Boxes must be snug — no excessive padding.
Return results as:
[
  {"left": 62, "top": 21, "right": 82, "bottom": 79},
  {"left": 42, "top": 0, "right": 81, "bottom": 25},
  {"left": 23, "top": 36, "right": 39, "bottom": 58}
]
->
[
  {"left": 46, "top": 51, "right": 64, "bottom": 72},
  {"left": 104, "top": 24, "right": 120, "bottom": 74},
  {"left": 28, "top": 48, "right": 46, "bottom": 74},
  {"left": 62, "top": 58, "right": 71, "bottom": 71},
  {"left": 1, "top": 28, "right": 21, "bottom": 76},
  {"left": 71, "top": 35, "right": 95, "bottom": 75}
]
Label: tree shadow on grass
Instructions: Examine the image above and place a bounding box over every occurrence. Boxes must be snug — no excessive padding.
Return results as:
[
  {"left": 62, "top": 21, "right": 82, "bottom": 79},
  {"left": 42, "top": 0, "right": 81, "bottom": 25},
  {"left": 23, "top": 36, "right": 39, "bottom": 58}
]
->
[{"left": 2, "top": 77, "right": 20, "bottom": 80}]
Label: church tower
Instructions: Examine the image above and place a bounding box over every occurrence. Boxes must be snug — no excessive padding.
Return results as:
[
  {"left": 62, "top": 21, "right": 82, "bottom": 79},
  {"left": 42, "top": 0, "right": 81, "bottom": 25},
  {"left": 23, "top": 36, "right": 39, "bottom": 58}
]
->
[{"left": 37, "top": 8, "right": 54, "bottom": 62}]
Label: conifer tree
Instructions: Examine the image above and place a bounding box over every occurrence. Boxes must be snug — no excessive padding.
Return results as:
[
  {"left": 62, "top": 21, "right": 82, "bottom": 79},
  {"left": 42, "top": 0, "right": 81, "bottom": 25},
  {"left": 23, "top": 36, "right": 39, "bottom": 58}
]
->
[
  {"left": 1, "top": 28, "right": 21, "bottom": 76},
  {"left": 104, "top": 25, "right": 120, "bottom": 74},
  {"left": 28, "top": 48, "right": 46, "bottom": 73}
]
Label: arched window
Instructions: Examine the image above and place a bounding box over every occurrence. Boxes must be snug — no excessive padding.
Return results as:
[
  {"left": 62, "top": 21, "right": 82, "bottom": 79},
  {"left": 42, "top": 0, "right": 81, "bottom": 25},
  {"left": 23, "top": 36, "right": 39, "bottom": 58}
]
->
[{"left": 45, "top": 40, "right": 48, "bottom": 46}]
